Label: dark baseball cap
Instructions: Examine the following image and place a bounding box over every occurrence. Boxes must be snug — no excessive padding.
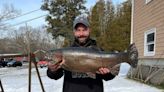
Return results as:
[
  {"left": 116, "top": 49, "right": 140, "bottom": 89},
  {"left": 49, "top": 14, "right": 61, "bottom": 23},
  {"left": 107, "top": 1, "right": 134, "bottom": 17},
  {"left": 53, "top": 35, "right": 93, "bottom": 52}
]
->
[{"left": 73, "top": 16, "right": 89, "bottom": 29}]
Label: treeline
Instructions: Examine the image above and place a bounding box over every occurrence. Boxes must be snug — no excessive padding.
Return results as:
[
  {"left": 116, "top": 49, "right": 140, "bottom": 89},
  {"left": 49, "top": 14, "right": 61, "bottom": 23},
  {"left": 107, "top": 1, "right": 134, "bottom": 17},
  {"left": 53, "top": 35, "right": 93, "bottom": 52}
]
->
[
  {"left": 0, "top": 26, "right": 56, "bottom": 54},
  {"left": 90, "top": 0, "right": 131, "bottom": 51},
  {"left": 41, "top": 0, "right": 131, "bottom": 51}
]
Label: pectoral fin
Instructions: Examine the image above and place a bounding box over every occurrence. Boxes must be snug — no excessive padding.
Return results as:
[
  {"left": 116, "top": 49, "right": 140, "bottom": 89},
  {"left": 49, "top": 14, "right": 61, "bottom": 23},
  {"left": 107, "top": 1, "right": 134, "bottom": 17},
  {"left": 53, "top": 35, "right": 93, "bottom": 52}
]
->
[{"left": 110, "top": 64, "right": 120, "bottom": 76}]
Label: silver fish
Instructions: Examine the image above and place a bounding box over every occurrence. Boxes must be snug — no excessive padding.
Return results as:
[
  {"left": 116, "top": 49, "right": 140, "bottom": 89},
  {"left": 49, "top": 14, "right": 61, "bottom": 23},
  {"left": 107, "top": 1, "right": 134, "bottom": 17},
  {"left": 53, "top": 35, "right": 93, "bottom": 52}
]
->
[{"left": 48, "top": 43, "right": 138, "bottom": 73}]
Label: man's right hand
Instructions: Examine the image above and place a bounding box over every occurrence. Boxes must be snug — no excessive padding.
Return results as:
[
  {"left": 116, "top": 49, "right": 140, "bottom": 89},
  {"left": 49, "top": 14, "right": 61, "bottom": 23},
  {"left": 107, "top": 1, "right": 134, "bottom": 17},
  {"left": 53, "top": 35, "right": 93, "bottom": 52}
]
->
[
  {"left": 48, "top": 59, "right": 65, "bottom": 72},
  {"left": 48, "top": 63, "right": 61, "bottom": 72}
]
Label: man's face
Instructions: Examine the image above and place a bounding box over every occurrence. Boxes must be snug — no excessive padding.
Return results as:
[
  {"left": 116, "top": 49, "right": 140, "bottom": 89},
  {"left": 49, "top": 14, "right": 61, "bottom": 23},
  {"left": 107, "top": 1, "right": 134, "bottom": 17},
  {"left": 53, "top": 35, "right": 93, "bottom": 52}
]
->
[{"left": 74, "top": 23, "right": 90, "bottom": 44}]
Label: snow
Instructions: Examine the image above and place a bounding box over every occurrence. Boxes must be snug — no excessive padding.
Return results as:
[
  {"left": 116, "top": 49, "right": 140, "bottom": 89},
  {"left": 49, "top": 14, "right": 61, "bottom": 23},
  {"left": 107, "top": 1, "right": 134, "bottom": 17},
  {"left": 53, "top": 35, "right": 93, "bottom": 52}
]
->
[{"left": 0, "top": 63, "right": 163, "bottom": 92}]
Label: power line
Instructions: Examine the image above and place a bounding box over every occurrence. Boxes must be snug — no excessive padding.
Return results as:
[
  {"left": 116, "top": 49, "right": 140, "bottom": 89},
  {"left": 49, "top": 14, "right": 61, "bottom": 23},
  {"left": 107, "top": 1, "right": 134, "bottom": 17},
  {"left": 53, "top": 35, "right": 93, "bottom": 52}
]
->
[
  {"left": 2, "top": 14, "right": 47, "bottom": 30},
  {"left": 11, "top": 14, "right": 47, "bottom": 27},
  {"left": 2, "top": 9, "right": 41, "bottom": 22}
]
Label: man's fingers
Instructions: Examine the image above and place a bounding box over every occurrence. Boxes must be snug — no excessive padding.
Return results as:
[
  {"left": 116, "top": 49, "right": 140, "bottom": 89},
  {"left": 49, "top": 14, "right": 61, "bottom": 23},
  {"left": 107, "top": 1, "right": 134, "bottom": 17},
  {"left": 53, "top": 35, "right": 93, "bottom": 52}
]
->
[
  {"left": 99, "top": 68, "right": 105, "bottom": 74},
  {"left": 48, "top": 63, "right": 62, "bottom": 72},
  {"left": 104, "top": 68, "right": 110, "bottom": 73},
  {"left": 59, "top": 59, "right": 65, "bottom": 66},
  {"left": 99, "top": 69, "right": 103, "bottom": 74},
  {"left": 97, "top": 68, "right": 110, "bottom": 75}
]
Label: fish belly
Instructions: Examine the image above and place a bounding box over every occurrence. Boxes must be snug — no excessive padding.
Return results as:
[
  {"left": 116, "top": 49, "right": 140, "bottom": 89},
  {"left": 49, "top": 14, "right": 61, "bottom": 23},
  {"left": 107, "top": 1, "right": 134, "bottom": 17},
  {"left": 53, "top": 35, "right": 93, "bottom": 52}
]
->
[{"left": 62, "top": 55, "right": 102, "bottom": 73}]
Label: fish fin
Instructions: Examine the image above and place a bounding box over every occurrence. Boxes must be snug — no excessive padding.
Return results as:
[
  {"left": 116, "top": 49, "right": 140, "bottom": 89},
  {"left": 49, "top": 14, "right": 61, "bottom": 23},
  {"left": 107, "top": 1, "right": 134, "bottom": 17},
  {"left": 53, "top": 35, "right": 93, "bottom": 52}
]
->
[
  {"left": 110, "top": 64, "right": 121, "bottom": 76},
  {"left": 127, "top": 43, "right": 138, "bottom": 68}
]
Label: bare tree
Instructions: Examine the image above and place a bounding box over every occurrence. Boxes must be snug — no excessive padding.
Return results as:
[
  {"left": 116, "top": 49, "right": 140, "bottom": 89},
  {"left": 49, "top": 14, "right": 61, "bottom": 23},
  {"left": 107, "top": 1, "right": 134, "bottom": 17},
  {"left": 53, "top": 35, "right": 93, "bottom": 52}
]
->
[
  {"left": 0, "top": 4, "right": 20, "bottom": 30},
  {"left": 0, "top": 23, "right": 61, "bottom": 54},
  {"left": 5, "top": 25, "right": 56, "bottom": 54}
]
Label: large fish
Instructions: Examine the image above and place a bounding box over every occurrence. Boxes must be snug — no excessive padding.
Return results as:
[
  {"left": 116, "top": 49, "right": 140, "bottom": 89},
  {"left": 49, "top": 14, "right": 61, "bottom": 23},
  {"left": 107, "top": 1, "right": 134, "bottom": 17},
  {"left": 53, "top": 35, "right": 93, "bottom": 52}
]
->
[{"left": 48, "top": 43, "right": 138, "bottom": 73}]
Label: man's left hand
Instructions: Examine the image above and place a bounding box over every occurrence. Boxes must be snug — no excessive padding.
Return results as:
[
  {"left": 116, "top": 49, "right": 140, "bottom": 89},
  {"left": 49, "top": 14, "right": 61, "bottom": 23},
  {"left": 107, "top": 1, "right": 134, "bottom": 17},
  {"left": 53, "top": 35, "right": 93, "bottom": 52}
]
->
[{"left": 96, "top": 68, "right": 110, "bottom": 75}]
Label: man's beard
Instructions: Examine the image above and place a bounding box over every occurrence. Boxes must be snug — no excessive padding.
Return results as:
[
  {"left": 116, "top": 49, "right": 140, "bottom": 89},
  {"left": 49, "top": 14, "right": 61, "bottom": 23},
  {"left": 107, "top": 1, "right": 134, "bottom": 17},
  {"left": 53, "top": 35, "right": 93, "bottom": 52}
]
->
[{"left": 75, "top": 35, "right": 89, "bottom": 45}]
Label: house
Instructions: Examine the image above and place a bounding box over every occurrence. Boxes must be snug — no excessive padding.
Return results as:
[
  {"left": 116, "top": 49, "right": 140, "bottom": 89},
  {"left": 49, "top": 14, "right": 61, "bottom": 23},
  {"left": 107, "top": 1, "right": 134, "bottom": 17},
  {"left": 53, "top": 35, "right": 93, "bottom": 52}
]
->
[{"left": 128, "top": 0, "right": 164, "bottom": 86}]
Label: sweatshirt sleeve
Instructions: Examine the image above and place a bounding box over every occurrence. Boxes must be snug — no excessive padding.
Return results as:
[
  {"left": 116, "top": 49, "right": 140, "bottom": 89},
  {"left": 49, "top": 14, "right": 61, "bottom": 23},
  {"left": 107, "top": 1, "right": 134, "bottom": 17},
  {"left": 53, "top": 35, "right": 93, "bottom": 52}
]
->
[
  {"left": 96, "top": 73, "right": 116, "bottom": 81},
  {"left": 47, "top": 68, "right": 64, "bottom": 80}
]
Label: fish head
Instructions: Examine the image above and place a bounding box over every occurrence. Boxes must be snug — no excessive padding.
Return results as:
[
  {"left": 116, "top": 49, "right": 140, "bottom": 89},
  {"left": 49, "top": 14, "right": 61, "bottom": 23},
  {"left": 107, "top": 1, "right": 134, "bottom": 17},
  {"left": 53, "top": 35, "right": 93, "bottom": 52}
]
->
[{"left": 50, "top": 49, "right": 63, "bottom": 64}]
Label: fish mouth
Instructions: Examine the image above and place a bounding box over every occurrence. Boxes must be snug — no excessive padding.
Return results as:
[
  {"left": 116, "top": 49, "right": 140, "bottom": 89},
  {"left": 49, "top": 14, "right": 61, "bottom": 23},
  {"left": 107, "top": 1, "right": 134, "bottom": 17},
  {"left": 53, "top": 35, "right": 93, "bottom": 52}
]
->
[{"left": 50, "top": 50, "right": 63, "bottom": 65}]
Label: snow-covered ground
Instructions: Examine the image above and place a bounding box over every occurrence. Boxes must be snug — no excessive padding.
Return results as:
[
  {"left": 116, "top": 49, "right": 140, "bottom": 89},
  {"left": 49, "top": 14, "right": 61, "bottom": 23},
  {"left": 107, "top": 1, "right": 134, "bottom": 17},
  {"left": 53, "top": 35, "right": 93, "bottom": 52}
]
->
[{"left": 0, "top": 63, "right": 163, "bottom": 92}]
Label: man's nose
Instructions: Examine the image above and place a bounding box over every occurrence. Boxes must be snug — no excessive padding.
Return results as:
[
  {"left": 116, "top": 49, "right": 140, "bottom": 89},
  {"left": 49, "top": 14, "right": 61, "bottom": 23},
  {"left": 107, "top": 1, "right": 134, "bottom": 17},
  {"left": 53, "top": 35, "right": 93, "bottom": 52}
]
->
[{"left": 78, "top": 30, "right": 84, "bottom": 35}]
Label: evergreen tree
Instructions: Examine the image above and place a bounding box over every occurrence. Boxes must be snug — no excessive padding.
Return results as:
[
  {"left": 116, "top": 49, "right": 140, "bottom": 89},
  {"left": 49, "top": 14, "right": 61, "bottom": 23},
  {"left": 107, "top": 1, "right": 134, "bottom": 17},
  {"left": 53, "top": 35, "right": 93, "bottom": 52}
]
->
[
  {"left": 90, "top": 0, "right": 105, "bottom": 39},
  {"left": 108, "top": 0, "right": 131, "bottom": 51},
  {"left": 90, "top": 0, "right": 131, "bottom": 51},
  {"left": 41, "top": 0, "right": 87, "bottom": 44},
  {"left": 99, "top": 0, "right": 115, "bottom": 51}
]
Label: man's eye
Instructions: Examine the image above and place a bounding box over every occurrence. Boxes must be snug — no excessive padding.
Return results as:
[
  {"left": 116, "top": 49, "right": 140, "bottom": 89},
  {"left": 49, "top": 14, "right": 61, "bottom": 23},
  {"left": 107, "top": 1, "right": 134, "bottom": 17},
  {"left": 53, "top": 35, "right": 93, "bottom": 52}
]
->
[{"left": 76, "top": 30, "right": 82, "bottom": 32}]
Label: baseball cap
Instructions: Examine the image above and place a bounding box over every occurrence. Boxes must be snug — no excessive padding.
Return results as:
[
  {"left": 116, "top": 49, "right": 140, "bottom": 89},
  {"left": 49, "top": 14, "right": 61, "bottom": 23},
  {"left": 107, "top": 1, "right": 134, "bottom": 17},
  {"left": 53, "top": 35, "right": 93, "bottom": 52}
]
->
[{"left": 73, "top": 16, "right": 89, "bottom": 29}]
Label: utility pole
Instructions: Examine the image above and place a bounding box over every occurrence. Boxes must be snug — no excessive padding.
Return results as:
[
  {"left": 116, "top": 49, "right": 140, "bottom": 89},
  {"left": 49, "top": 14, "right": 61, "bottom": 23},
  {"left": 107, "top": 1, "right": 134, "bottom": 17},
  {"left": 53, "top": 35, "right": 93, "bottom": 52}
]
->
[
  {"left": 25, "top": 23, "right": 46, "bottom": 92},
  {"left": 32, "top": 54, "right": 45, "bottom": 92},
  {"left": 25, "top": 23, "right": 32, "bottom": 92},
  {"left": 0, "top": 79, "right": 4, "bottom": 92}
]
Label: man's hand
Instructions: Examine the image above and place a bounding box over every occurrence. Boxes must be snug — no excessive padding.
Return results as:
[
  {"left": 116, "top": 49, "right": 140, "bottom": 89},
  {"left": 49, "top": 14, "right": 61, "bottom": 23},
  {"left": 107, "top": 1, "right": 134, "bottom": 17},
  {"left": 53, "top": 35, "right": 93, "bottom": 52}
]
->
[
  {"left": 96, "top": 67, "right": 111, "bottom": 75},
  {"left": 48, "top": 52, "right": 65, "bottom": 72},
  {"left": 48, "top": 63, "right": 61, "bottom": 72},
  {"left": 48, "top": 59, "right": 65, "bottom": 72}
]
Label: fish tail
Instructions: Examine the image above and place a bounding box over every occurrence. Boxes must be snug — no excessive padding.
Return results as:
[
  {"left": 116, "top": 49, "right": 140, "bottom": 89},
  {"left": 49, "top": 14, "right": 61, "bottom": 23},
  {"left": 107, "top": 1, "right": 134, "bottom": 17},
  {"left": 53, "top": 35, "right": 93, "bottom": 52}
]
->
[{"left": 127, "top": 43, "right": 138, "bottom": 68}]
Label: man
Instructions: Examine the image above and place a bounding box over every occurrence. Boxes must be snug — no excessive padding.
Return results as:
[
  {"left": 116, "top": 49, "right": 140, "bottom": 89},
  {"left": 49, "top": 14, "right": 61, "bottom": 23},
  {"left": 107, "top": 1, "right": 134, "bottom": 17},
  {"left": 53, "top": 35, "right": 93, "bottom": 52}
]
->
[{"left": 47, "top": 15, "right": 117, "bottom": 92}]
